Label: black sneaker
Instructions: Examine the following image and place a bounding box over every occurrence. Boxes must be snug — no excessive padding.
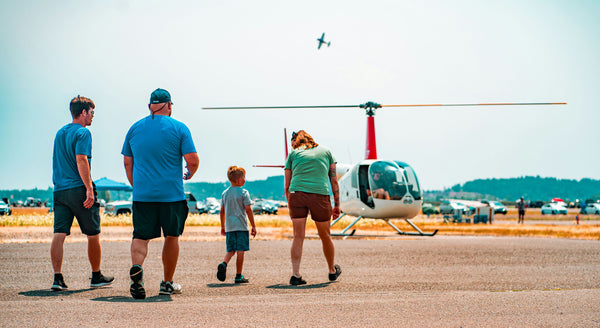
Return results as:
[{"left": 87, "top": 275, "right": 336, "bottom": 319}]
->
[
  {"left": 51, "top": 278, "right": 68, "bottom": 291},
  {"left": 217, "top": 262, "right": 227, "bottom": 282},
  {"left": 234, "top": 275, "right": 249, "bottom": 284},
  {"left": 129, "top": 265, "right": 146, "bottom": 299},
  {"left": 90, "top": 272, "right": 115, "bottom": 288},
  {"left": 289, "top": 275, "right": 307, "bottom": 286},
  {"left": 329, "top": 264, "right": 342, "bottom": 281}
]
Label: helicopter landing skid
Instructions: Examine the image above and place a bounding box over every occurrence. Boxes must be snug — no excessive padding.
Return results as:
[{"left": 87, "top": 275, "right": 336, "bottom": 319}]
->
[{"left": 330, "top": 214, "right": 437, "bottom": 238}]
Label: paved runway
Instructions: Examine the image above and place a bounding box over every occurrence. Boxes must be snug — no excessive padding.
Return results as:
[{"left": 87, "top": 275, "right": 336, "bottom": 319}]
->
[{"left": 2, "top": 236, "right": 599, "bottom": 327}]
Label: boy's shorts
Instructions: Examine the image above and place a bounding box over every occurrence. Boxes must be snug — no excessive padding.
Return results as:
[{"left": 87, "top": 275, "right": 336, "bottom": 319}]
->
[
  {"left": 226, "top": 231, "right": 250, "bottom": 252},
  {"left": 53, "top": 186, "right": 101, "bottom": 236},
  {"left": 288, "top": 191, "right": 332, "bottom": 222},
  {"left": 132, "top": 200, "right": 188, "bottom": 240}
]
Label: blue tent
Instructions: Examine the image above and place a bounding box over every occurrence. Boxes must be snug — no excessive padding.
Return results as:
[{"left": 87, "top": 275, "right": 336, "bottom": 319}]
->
[{"left": 94, "top": 177, "right": 132, "bottom": 191}]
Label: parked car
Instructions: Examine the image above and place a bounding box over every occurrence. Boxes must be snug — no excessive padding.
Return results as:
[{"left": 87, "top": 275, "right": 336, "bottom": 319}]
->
[
  {"left": 421, "top": 203, "right": 439, "bottom": 215},
  {"left": 104, "top": 200, "right": 132, "bottom": 215},
  {"left": 481, "top": 200, "right": 507, "bottom": 215},
  {"left": 439, "top": 200, "right": 469, "bottom": 215},
  {"left": 0, "top": 200, "right": 12, "bottom": 216},
  {"left": 541, "top": 203, "right": 568, "bottom": 215},
  {"left": 253, "top": 199, "right": 279, "bottom": 215},
  {"left": 104, "top": 192, "right": 205, "bottom": 215},
  {"left": 580, "top": 203, "right": 600, "bottom": 215},
  {"left": 205, "top": 197, "right": 221, "bottom": 214}
]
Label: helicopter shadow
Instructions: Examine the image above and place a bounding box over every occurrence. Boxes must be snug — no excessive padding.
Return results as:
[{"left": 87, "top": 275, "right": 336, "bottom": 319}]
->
[{"left": 266, "top": 282, "right": 333, "bottom": 290}]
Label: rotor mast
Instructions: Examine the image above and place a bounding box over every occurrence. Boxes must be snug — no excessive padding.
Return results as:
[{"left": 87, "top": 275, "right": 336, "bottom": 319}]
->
[{"left": 360, "top": 102, "right": 382, "bottom": 160}]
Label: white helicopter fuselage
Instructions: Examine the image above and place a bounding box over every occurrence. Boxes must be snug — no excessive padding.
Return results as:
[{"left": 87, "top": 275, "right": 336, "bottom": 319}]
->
[{"left": 336, "top": 159, "right": 423, "bottom": 219}]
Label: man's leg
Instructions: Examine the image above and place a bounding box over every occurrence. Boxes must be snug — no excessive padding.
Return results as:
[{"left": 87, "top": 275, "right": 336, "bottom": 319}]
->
[
  {"left": 50, "top": 233, "right": 67, "bottom": 273},
  {"left": 87, "top": 234, "right": 101, "bottom": 272},
  {"left": 131, "top": 238, "right": 149, "bottom": 266},
  {"left": 162, "top": 236, "right": 179, "bottom": 282},
  {"left": 315, "top": 220, "right": 335, "bottom": 273},
  {"left": 291, "top": 218, "right": 307, "bottom": 277}
]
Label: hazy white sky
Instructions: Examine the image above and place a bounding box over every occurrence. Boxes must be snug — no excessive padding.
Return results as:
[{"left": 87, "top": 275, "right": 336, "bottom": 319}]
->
[{"left": 1, "top": 0, "right": 598, "bottom": 190}]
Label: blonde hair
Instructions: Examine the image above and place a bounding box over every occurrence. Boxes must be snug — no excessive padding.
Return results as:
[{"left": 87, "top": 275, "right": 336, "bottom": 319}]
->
[
  {"left": 291, "top": 130, "right": 318, "bottom": 149},
  {"left": 227, "top": 166, "right": 246, "bottom": 183}
]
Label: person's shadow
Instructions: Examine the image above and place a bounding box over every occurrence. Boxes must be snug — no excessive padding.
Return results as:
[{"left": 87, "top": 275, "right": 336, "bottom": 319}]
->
[
  {"left": 91, "top": 295, "right": 172, "bottom": 303},
  {"left": 266, "top": 282, "right": 333, "bottom": 290},
  {"left": 19, "top": 288, "right": 94, "bottom": 297}
]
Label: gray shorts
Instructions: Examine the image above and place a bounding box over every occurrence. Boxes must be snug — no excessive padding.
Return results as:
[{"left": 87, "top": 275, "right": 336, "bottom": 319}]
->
[{"left": 53, "top": 186, "right": 101, "bottom": 236}]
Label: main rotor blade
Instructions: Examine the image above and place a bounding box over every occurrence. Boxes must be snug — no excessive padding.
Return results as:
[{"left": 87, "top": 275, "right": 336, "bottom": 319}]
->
[
  {"left": 202, "top": 105, "right": 358, "bottom": 110},
  {"left": 382, "top": 102, "right": 566, "bottom": 108}
]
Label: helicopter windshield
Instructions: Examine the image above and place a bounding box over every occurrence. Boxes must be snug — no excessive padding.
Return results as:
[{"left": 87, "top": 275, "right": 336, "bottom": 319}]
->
[
  {"left": 368, "top": 161, "right": 407, "bottom": 200},
  {"left": 394, "top": 161, "right": 422, "bottom": 200}
]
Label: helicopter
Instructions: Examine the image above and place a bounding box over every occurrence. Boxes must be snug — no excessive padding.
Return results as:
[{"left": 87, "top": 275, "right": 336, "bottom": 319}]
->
[
  {"left": 316, "top": 32, "right": 330, "bottom": 49},
  {"left": 203, "top": 101, "right": 566, "bottom": 237}
]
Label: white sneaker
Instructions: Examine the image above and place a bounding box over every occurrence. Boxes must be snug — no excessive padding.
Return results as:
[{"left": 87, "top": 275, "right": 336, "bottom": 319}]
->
[{"left": 159, "top": 280, "right": 182, "bottom": 295}]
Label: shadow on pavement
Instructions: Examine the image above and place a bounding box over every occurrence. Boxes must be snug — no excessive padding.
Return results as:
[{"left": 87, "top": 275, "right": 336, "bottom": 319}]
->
[
  {"left": 206, "top": 283, "right": 237, "bottom": 288},
  {"left": 19, "top": 288, "right": 94, "bottom": 297},
  {"left": 266, "top": 282, "right": 332, "bottom": 290},
  {"left": 91, "top": 295, "right": 172, "bottom": 303}
]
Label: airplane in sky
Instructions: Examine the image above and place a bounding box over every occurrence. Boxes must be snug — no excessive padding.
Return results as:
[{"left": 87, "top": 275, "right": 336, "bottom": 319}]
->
[{"left": 317, "top": 32, "right": 330, "bottom": 49}]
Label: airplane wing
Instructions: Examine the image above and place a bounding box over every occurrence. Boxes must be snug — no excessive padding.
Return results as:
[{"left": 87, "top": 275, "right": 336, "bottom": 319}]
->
[{"left": 318, "top": 41, "right": 322, "bottom": 49}]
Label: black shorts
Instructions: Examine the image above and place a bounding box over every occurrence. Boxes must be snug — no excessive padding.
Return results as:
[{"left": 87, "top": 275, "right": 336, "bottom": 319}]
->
[
  {"left": 288, "top": 191, "right": 332, "bottom": 222},
  {"left": 53, "top": 186, "right": 101, "bottom": 236},
  {"left": 132, "top": 200, "right": 188, "bottom": 240}
]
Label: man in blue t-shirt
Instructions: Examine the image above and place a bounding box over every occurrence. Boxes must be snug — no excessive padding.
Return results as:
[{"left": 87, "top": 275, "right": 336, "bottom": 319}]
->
[
  {"left": 50, "top": 96, "right": 114, "bottom": 291},
  {"left": 122, "top": 88, "right": 199, "bottom": 299}
]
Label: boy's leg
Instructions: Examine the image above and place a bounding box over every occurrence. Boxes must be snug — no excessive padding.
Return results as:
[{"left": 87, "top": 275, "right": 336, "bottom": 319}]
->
[
  {"left": 50, "top": 233, "right": 67, "bottom": 273},
  {"left": 236, "top": 251, "right": 245, "bottom": 274},
  {"left": 162, "top": 236, "right": 179, "bottom": 282},
  {"left": 223, "top": 251, "right": 235, "bottom": 264},
  {"left": 87, "top": 234, "right": 101, "bottom": 272}
]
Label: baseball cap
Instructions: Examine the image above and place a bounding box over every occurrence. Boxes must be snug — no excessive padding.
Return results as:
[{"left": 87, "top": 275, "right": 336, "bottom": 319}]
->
[{"left": 150, "top": 88, "right": 172, "bottom": 104}]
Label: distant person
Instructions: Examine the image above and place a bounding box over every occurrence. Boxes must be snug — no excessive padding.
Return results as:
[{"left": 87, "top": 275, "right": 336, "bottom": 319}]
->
[
  {"left": 122, "top": 88, "right": 199, "bottom": 299},
  {"left": 285, "top": 130, "right": 342, "bottom": 285},
  {"left": 216, "top": 166, "right": 257, "bottom": 283},
  {"left": 517, "top": 196, "right": 526, "bottom": 224},
  {"left": 50, "top": 95, "right": 114, "bottom": 291}
]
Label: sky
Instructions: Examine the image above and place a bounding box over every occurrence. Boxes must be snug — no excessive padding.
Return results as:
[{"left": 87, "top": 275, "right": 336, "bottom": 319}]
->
[{"left": 0, "top": 0, "right": 599, "bottom": 191}]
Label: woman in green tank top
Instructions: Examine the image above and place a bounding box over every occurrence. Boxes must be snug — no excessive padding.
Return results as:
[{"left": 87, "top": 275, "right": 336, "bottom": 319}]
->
[{"left": 284, "top": 130, "right": 342, "bottom": 285}]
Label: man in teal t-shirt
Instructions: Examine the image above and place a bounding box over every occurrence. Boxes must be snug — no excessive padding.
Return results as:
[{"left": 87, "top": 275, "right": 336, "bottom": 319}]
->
[{"left": 51, "top": 96, "right": 113, "bottom": 291}]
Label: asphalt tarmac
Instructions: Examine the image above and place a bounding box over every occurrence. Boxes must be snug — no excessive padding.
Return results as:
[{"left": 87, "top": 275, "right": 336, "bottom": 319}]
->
[{"left": 2, "top": 235, "right": 599, "bottom": 327}]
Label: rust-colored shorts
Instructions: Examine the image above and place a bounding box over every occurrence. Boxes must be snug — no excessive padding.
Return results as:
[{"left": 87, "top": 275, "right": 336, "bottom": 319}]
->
[{"left": 288, "top": 191, "right": 332, "bottom": 222}]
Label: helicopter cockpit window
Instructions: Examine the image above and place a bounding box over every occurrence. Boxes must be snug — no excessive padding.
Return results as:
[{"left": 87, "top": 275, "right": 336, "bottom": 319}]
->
[
  {"left": 368, "top": 161, "right": 407, "bottom": 200},
  {"left": 394, "top": 161, "right": 422, "bottom": 200}
]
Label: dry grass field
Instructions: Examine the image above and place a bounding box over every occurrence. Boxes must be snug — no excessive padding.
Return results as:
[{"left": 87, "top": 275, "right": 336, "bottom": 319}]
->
[{"left": 1, "top": 209, "right": 599, "bottom": 242}]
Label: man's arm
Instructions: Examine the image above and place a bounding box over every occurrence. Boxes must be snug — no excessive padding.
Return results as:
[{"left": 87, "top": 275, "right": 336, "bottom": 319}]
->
[
  {"left": 123, "top": 156, "right": 134, "bottom": 186},
  {"left": 76, "top": 154, "right": 94, "bottom": 209},
  {"left": 183, "top": 152, "right": 200, "bottom": 180},
  {"left": 329, "top": 163, "right": 340, "bottom": 219}
]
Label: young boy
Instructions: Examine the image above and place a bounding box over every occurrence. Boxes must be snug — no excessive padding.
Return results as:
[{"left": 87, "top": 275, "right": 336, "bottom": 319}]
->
[{"left": 217, "top": 166, "right": 257, "bottom": 283}]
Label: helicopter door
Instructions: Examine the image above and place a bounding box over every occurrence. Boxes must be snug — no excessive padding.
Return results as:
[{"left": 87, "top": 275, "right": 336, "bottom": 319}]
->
[{"left": 358, "top": 165, "right": 374, "bottom": 208}]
